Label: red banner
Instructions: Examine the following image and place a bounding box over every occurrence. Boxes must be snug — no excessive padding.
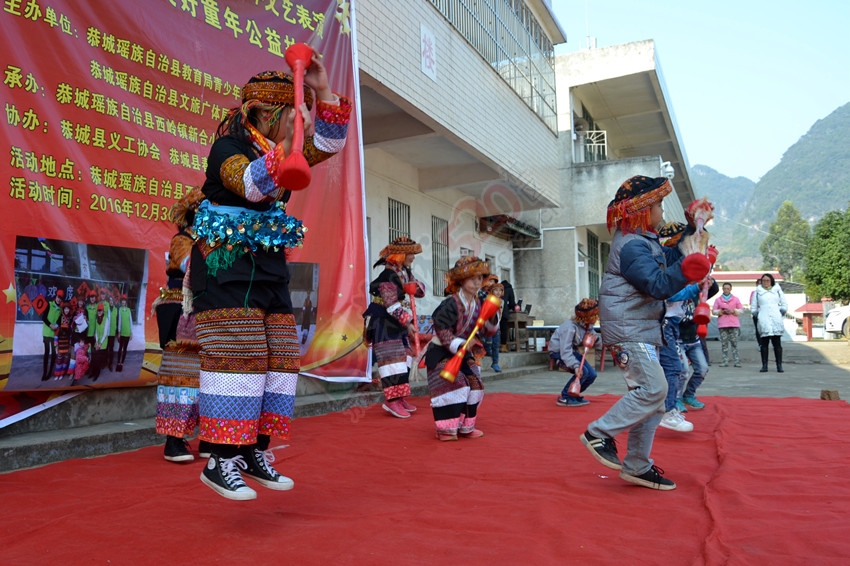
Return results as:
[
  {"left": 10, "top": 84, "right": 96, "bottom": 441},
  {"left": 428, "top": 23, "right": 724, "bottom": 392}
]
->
[{"left": 1, "top": 0, "right": 368, "bottom": 422}]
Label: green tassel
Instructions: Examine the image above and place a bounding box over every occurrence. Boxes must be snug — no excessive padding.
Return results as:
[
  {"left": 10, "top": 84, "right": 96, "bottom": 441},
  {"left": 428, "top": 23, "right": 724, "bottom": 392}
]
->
[{"left": 205, "top": 246, "right": 242, "bottom": 278}]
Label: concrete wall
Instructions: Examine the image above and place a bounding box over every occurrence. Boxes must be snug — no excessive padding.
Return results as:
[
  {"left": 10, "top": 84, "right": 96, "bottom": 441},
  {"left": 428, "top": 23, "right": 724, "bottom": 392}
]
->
[
  {"left": 356, "top": 0, "right": 561, "bottom": 204},
  {"left": 364, "top": 148, "right": 516, "bottom": 316},
  {"left": 515, "top": 155, "right": 686, "bottom": 325}
]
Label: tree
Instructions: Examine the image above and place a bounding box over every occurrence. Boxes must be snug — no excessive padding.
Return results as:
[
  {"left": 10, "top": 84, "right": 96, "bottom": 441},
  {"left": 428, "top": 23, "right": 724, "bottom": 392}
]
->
[
  {"left": 804, "top": 207, "right": 850, "bottom": 303},
  {"left": 759, "top": 201, "right": 810, "bottom": 281}
]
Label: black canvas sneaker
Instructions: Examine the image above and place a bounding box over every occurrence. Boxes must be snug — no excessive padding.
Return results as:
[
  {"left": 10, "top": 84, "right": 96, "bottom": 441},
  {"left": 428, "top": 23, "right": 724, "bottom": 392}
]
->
[
  {"left": 200, "top": 454, "right": 257, "bottom": 501},
  {"left": 163, "top": 436, "right": 194, "bottom": 463},
  {"left": 241, "top": 447, "right": 295, "bottom": 490}
]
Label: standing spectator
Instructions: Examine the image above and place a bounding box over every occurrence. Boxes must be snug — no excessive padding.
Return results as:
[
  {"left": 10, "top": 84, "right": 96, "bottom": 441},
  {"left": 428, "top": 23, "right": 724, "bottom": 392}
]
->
[
  {"left": 425, "top": 257, "right": 498, "bottom": 441},
  {"left": 40, "top": 290, "right": 63, "bottom": 381},
  {"left": 363, "top": 236, "right": 425, "bottom": 418},
  {"left": 499, "top": 279, "right": 516, "bottom": 348},
  {"left": 713, "top": 283, "right": 743, "bottom": 367},
  {"left": 479, "top": 275, "right": 504, "bottom": 372},
  {"left": 751, "top": 273, "right": 788, "bottom": 373},
  {"left": 578, "top": 175, "right": 710, "bottom": 491},
  {"left": 549, "top": 298, "right": 600, "bottom": 407},
  {"left": 115, "top": 295, "right": 132, "bottom": 371},
  {"left": 749, "top": 279, "right": 763, "bottom": 354},
  {"left": 190, "top": 61, "right": 351, "bottom": 500}
]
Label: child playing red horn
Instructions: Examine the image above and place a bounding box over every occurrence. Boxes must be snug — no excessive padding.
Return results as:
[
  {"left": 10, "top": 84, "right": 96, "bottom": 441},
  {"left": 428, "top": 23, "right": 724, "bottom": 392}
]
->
[{"left": 424, "top": 256, "right": 499, "bottom": 441}]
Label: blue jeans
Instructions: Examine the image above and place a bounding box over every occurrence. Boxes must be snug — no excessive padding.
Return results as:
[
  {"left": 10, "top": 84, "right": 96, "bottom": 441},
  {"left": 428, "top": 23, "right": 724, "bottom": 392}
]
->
[
  {"left": 680, "top": 340, "right": 709, "bottom": 398},
  {"left": 485, "top": 332, "right": 500, "bottom": 365},
  {"left": 559, "top": 351, "right": 597, "bottom": 398},
  {"left": 587, "top": 342, "right": 667, "bottom": 476},
  {"left": 659, "top": 321, "right": 682, "bottom": 412}
]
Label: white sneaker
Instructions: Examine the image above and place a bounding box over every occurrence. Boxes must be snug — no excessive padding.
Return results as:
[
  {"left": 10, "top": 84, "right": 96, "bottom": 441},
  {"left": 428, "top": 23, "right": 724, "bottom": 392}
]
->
[{"left": 659, "top": 409, "right": 693, "bottom": 432}]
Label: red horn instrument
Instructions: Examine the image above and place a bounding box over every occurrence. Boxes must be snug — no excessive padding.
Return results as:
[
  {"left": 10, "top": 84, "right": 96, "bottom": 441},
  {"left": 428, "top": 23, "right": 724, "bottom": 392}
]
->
[
  {"left": 568, "top": 327, "right": 596, "bottom": 397},
  {"left": 403, "top": 282, "right": 420, "bottom": 357},
  {"left": 693, "top": 301, "right": 711, "bottom": 325},
  {"left": 278, "top": 43, "right": 314, "bottom": 191},
  {"left": 439, "top": 294, "right": 502, "bottom": 383}
]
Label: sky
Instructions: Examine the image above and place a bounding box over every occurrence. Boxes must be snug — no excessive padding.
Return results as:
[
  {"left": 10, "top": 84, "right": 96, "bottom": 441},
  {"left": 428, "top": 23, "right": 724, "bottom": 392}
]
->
[{"left": 550, "top": 0, "right": 850, "bottom": 181}]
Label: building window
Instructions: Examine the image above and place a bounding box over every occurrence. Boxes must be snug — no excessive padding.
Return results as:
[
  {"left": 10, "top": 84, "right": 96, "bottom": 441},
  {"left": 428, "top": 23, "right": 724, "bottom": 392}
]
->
[
  {"left": 432, "top": 216, "right": 449, "bottom": 296},
  {"left": 427, "top": 0, "right": 557, "bottom": 133},
  {"left": 388, "top": 198, "right": 410, "bottom": 242},
  {"left": 485, "top": 254, "right": 495, "bottom": 273},
  {"left": 587, "top": 230, "right": 600, "bottom": 299}
]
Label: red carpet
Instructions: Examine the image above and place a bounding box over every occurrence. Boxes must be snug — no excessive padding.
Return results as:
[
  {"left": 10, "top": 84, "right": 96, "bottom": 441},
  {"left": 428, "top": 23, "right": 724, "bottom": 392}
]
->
[{"left": 3, "top": 393, "right": 850, "bottom": 565}]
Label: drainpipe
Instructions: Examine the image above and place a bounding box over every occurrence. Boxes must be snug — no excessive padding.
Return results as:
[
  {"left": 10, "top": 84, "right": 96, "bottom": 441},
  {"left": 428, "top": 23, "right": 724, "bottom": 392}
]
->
[{"left": 512, "top": 210, "right": 582, "bottom": 315}]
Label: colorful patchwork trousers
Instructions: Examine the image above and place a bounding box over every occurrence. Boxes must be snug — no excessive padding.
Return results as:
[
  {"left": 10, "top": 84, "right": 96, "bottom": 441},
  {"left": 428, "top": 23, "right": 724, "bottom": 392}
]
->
[{"left": 193, "top": 277, "right": 299, "bottom": 446}]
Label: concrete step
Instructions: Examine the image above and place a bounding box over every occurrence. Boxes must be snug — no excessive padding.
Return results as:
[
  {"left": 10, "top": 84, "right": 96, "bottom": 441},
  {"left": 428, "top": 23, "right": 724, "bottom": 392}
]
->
[{"left": 0, "top": 353, "right": 549, "bottom": 473}]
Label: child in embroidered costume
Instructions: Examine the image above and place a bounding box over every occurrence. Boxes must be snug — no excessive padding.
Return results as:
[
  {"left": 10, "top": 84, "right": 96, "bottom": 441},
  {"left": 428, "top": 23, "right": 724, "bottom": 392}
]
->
[
  {"left": 364, "top": 236, "right": 426, "bottom": 419},
  {"left": 578, "top": 175, "right": 711, "bottom": 490},
  {"left": 550, "top": 298, "right": 600, "bottom": 407},
  {"left": 190, "top": 56, "right": 351, "bottom": 500},
  {"left": 424, "top": 257, "right": 499, "bottom": 441},
  {"left": 153, "top": 188, "right": 208, "bottom": 463}
]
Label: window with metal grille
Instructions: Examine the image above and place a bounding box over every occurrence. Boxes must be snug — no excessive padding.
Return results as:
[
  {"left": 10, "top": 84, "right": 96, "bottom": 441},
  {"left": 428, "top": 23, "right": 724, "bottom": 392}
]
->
[
  {"left": 426, "top": 0, "right": 557, "bottom": 133},
  {"left": 587, "top": 230, "right": 600, "bottom": 299},
  {"left": 388, "top": 198, "right": 410, "bottom": 242},
  {"left": 432, "top": 216, "right": 449, "bottom": 296}
]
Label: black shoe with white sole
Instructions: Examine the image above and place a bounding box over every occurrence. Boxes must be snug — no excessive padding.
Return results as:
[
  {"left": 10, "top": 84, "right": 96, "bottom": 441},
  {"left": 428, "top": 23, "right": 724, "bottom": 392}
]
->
[
  {"left": 579, "top": 430, "right": 622, "bottom": 470},
  {"left": 241, "top": 446, "right": 294, "bottom": 490},
  {"left": 200, "top": 454, "right": 257, "bottom": 501},
  {"left": 619, "top": 465, "right": 676, "bottom": 490},
  {"left": 163, "top": 435, "right": 194, "bottom": 463}
]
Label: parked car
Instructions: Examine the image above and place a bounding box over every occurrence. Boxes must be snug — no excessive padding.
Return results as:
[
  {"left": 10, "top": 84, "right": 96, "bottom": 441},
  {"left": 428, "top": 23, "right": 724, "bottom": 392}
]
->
[{"left": 825, "top": 305, "right": 850, "bottom": 337}]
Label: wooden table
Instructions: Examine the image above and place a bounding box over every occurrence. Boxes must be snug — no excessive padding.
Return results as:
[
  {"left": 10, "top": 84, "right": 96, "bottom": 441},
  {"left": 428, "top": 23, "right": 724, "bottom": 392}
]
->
[{"left": 505, "top": 312, "right": 530, "bottom": 352}]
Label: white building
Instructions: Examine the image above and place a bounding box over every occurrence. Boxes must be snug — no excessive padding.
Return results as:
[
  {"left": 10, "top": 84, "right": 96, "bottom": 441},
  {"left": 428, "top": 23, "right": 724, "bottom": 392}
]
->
[
  {"left": 356, "top": 0, "right": 566, "bottom": 316},
  {"left": 356, "top": 3, "right": 698, "bottom": 331}
]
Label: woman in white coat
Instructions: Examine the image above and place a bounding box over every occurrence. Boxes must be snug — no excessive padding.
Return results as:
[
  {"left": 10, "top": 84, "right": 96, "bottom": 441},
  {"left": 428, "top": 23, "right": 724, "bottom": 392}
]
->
[{"left": 751, "top": 273, "right": 788, "bottom": 373}]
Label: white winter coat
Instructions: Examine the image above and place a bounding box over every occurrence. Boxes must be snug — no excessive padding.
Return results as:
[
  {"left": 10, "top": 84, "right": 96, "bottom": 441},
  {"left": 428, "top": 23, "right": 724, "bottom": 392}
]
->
[{"left": 751, "top": 284, "right": 787, "bottom": 337}]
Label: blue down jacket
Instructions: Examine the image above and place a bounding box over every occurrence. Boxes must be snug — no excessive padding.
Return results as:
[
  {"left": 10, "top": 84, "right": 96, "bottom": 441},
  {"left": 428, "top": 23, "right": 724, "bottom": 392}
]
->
[{"left": 599, "top": 229, "right": 691, "bottom": 347}]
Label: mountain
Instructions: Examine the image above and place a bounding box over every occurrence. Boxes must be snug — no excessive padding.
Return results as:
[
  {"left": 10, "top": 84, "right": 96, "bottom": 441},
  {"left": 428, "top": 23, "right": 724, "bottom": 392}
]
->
[
  {"left": 690, "top": 165, "right": 759, "bottom": 269},
  {"left": 690, "top": 101, "right": 850, "bottom": 270}
]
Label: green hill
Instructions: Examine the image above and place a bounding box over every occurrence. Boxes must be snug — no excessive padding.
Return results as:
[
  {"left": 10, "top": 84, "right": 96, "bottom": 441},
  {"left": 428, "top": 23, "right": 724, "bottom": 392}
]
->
[{"left": 691, "top": 101, "right": 850, "bottom": 270}]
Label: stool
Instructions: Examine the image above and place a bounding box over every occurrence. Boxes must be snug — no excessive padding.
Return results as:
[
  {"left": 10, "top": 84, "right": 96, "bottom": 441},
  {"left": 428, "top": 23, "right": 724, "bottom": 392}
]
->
[{"left": 596, "top": 346, "right": 617, "bottom": 371}]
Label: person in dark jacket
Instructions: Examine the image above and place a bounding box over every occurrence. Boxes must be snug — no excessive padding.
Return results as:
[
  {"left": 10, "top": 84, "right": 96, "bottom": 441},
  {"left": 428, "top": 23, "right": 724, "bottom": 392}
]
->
[
  {"left": 578, "top": 175, "right": 711, "bottom": 491},
  {"left": 499, "top": 279, "right": 516, "bottom": 346}
]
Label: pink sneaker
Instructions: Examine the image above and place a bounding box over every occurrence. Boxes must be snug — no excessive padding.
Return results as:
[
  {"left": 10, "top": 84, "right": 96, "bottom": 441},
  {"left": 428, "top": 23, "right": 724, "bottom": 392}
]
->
[
  {"left": 382, "top": 399, "right": 410, "bottom": 419},
  {"left": 400, "top": 398, "right": 417, "bottom": 413},
  {"left": 435, "top": 431, "right": 458, "bottom": 441}
]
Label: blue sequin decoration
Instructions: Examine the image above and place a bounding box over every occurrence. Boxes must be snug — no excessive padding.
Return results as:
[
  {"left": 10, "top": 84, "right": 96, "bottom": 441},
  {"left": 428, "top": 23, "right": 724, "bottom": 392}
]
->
[{"left": 192, "top": 200, "right": 306, "bottom": 253}]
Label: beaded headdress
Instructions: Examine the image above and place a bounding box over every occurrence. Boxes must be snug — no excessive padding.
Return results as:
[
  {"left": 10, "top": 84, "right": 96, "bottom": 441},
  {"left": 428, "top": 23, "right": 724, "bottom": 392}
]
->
[{"left": 444, "top": 256, "right": 490, "bottom": 295}]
